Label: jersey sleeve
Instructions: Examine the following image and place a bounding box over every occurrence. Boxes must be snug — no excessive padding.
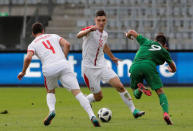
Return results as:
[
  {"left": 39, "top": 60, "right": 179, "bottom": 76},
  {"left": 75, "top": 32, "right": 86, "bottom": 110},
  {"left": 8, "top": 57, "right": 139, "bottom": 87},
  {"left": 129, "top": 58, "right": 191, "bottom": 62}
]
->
[
  {"left": 81, "top": 25, "right": 94, "bottom": 31},
  {"left": 81, "top": 25, "right": 94, "bottom": 40},
  {"left": 54, "top": 34, "right": 62, "bottom": 43},
  {"left": 27, "top": 43, "right": 35, "bottom": 55},
  {"left": 163, "top": 50, "right": 173, "bottom": 64},
  {"left": 136, "top": 34, "right": 150, "bottom": 46}
]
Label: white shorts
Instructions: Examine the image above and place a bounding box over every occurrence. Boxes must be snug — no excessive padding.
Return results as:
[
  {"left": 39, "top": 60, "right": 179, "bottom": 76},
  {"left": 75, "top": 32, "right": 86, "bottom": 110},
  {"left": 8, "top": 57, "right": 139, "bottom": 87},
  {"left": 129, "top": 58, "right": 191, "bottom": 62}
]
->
[
  {"left": 82, "top": 66, "right": 117, "bottom": 93},
  {"left": 43, "top": 62, "right": 80, "bottom": 91}
]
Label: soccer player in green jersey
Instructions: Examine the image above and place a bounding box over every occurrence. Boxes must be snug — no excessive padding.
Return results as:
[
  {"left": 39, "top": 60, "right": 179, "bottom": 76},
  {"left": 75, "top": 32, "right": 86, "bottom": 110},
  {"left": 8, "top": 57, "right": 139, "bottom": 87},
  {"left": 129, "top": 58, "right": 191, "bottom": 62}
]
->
[{"left": 125, "top": 30, "right": 176, "bottom": 125}]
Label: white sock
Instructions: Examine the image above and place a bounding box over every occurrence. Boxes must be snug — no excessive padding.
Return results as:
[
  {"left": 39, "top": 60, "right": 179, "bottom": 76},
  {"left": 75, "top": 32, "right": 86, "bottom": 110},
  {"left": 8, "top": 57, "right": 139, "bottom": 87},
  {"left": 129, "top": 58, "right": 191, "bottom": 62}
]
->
[
  {"left": 119, "top": 90, "right": 135, "bottom": 113},
  {"left": 47, "top": 93, "right": 56, "bottom": 113},
  {"left": 86, "top": 94, "right": 95, "bottom": 103},
  {"left": 75, "top": 92, "right": 95, "bottom": 119}
]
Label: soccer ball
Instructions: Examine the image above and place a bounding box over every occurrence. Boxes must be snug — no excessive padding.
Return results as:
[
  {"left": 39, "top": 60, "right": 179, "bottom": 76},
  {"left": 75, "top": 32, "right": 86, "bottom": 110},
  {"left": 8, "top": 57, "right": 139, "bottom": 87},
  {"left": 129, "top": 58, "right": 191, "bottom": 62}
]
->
[{"left": 97, "top": 108, "right": 112, "bottom": 122}]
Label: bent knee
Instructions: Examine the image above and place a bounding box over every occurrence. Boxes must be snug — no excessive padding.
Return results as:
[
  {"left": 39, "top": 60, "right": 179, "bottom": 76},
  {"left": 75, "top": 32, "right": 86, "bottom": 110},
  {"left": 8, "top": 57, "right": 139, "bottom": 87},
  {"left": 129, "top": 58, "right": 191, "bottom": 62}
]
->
[
  {"left": 47, "top": 89, "right": 55, "bottom": 93},
  {"left": 156, "top": 88, "right": 164, "bottom": 95},
  {"left": 115, "top": 84, "right": 125, "bottom": 92}
]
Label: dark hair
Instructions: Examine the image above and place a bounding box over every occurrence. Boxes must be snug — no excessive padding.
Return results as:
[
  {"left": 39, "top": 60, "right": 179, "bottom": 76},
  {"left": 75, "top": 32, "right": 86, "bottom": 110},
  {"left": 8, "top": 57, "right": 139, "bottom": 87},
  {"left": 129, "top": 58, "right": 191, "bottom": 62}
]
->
[
  {"left": 32, "top": 22, "right": 44, "bottom": 35},
  {"left": 96, "top": 10, "right": 106, "bottom": 17},
  {"left": 155, "top": 33, "right": 168, "bottom": 47}
]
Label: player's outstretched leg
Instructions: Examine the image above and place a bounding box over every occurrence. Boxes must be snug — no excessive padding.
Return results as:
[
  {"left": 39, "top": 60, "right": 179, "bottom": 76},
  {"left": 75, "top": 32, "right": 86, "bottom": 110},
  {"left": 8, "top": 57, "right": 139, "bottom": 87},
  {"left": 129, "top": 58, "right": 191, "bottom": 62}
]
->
[
  {"left": 119, "top": 90, "right": 145, "bottom": 118},
  {"left": 137, "top": 83, "right": 152, "bottom": 96},
  {"left": 156, "top": 88, "right": 173, "bottom": 125},
  {"left": 109, "top": 77, "right": 145, "bottom": 119},
  {"left": 73, "top": 90, "right": 100, "bottom": 127},
  {"left": 44, "top": 92, "right": 56, "bottom": 126}
]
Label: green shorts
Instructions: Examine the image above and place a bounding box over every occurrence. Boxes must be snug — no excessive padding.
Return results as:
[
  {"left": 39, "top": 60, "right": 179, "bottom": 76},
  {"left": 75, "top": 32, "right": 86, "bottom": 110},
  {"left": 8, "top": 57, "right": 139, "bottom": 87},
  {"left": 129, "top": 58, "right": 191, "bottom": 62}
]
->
[{"left": 129, "top": 62, "right": 163, "bottom": 90}]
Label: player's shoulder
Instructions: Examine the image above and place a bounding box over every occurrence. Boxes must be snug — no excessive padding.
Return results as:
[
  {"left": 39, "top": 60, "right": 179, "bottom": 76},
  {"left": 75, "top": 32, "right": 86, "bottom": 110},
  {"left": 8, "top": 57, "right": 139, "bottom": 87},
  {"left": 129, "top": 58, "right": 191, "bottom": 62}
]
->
[
  {"left": 50, "top": 34, "right": 63, "bottom": 41},
  {"left": 28, "top": 40, "right": 36, "bottom": 50},
  {"left": 49, "top": 34, "right": 60, "bottom": 38},
  {"left": 162, "top": 47, "right": 169, "bottom": 54},
  {"left": 137, "top": 34, "right": 150, "bottom": 43},
  {"left": 30, "top": 39, "right": 36, "bottom": 46}
]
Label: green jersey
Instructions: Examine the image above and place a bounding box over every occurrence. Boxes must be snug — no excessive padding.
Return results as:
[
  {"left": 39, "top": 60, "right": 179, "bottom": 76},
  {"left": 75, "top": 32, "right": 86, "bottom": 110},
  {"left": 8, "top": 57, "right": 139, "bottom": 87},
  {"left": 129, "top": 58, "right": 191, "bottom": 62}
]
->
[{"left": 132, "top": 35, "right": 172, "bottom": 66}]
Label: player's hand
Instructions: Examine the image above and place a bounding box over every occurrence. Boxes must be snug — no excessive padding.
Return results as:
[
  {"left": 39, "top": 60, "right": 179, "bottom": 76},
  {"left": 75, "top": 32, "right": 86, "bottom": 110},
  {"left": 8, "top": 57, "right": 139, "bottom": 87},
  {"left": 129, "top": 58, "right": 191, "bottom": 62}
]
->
[
  {"left": 89, "top": 25, "right": 97, "bottom": 31},
  {"left": 125, "top": 30, "right": 138, "bottom": 39},
  {"left": 17, "top": 72, "right": 25, "bottom": 80},
  {"left": 125, "top": 32, "right": 133, "bottom": 40},
  {"left": 111, "top": 57, "right": 120, "bottom": 65},
  {"left": 167, "top": 66, "right": 174, "bottom": 73}
]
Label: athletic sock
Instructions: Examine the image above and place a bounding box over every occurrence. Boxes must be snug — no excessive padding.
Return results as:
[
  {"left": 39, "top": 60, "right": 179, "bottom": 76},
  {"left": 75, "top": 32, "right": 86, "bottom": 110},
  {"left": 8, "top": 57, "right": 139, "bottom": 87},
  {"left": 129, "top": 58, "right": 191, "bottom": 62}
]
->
[
  {"left": 134, "top": 89, "right": 142, "bottom": 99},
  {"left": 119, "top": 90, "right": 135, "bottom": 112},
  {"left": 75, "top": 92, "right": 95, "bottom": 119},
  {"left": 86, "top": 94, "right": 95, "bottom": 103},
  {"left": 159, "top": 93, "right": 169, "bottom": 113},
  {"left": 46, "top": 93, "right": 56, "bottom": 113}
]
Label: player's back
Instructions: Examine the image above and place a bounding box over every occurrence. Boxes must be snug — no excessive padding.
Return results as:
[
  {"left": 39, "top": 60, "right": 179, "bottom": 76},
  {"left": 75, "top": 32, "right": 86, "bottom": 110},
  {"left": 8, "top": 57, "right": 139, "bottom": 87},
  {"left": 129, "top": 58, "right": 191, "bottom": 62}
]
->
[
  {"left": 133, "top": 35, "right": 172, "bottom": 66},
  {"left": 28, "top": 34, "right": 66, "bottom": 70}
]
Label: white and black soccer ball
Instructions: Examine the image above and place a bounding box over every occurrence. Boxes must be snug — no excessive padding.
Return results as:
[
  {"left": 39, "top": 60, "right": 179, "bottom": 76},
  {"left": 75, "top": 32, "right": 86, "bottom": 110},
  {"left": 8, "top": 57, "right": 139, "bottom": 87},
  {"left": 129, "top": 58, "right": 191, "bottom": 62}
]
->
[{"left": 98, "top": 108, "right": 112, "bottom": 122}]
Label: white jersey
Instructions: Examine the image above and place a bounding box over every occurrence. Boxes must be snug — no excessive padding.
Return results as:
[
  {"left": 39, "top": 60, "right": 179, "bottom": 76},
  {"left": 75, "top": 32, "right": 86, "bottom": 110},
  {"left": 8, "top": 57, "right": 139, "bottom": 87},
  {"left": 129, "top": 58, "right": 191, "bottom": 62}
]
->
[
  {"left": 27, "top": 34, "right": 67, "bottom": 74},
  {"left": 81, "top": 26, "right": 108, "bottom": 68}
]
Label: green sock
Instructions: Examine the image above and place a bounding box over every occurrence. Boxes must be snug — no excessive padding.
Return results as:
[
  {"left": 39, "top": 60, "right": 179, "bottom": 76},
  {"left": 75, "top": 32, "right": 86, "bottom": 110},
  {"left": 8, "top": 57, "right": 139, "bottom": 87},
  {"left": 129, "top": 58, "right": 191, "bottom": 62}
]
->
[
  {"left": 134, "top": 89, "right": 142, "bottom": 99},
  {"left": 159, "top": 93, "right": 169, "bottom": 113}
]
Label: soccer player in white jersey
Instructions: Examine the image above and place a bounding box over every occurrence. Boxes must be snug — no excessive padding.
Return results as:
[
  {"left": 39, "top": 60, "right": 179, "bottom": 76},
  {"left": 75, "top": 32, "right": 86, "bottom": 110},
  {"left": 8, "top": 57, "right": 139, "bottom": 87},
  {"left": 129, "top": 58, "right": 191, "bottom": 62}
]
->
[
  {"left": 77, "top": 10, "right": 145, "bottom": 118},
  {"left": 17, "top": 22, "right": 100, "bottom": 127}
]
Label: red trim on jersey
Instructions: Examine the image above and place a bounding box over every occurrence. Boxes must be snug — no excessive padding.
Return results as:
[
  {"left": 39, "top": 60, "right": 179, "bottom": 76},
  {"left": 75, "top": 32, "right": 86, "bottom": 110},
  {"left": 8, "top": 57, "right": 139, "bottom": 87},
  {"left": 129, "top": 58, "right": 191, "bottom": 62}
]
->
[
  {"left": 94, "top": 47, "right": 100, "bottom": 66},
  {"left": 34, "top": 34, "right": 50, "bottom": 43},
  {"left": 81, "top": 25, "right": 94, "bottom": 31},
  {"left": 43, "top": 76, "right": 48, "bottom": 91},
  {"left": 94, "top": 33, "right": 103, "bottom": 66},
  {"left": 84, "top": 74, "right": 90, "bottom": 90},
  {"left": 27, "top": 50, "right": 34, "bottom": 55}
]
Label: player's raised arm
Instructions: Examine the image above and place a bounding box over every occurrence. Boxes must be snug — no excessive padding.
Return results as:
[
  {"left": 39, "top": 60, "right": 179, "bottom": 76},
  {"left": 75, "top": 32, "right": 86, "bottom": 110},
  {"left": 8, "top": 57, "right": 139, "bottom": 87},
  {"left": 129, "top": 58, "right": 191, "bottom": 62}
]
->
[
  {"left": 126, "top": 30, "right": 150, "bottom": 46},
  {"left": 17, "top": 51, "right": 34, "bottom": 80},
  {"left": 59, "top": 38, "right": 70, "bottom": 58},
  {"left": 76, "top": 25, "right": 97, "bottom": 38},
  {"left": 125, "top": 30, "right": 139, "bottom": 40},
  {"left": 103, "top": 44, "right": 119, "bottom": 64}
]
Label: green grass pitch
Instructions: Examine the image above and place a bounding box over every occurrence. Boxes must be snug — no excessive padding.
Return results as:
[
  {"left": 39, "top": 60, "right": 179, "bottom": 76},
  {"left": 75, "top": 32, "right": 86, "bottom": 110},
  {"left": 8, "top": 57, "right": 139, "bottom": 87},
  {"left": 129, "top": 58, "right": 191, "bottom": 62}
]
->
[{"left": 0, "top": 87, "right": 192, "bottom": 131}]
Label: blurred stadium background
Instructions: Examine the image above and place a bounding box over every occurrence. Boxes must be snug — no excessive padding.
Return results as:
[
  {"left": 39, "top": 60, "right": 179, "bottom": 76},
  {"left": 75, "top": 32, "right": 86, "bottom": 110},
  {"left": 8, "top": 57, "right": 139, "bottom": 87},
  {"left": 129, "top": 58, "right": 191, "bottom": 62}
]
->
[
  {"left": 0, "top": 0, "right": 192, "bottom": 86},
  {"left": 0, "top": 0, "right": 193, "bottom": 50}
]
